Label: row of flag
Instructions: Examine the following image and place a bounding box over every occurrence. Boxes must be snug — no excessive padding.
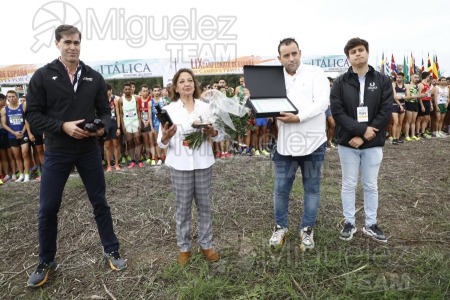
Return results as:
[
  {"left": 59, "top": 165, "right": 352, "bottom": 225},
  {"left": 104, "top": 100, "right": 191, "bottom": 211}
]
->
[{"left": 380, "top": 52, "right": 442, "bottom": 82}]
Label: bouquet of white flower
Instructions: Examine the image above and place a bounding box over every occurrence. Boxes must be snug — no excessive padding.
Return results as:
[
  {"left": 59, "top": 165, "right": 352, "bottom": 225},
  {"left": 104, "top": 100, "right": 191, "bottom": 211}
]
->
[{"left": 184, "top": 89, "right": 252, "bottom": 150}]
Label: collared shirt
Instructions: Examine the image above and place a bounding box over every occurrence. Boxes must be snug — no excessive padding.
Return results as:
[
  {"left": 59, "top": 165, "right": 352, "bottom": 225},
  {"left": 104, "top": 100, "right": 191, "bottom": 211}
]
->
[
  {"left": 58, "top": 57, "right": 81, "bottom": 91},
  {"left": 157, "top": 99, "right": 223, "bottom": 170},
  {"left": 350, "top": 67, "right": 368, "bottom": 106},
  {"left": 276, "top": 64, "right": 329, "bottom": 156}
]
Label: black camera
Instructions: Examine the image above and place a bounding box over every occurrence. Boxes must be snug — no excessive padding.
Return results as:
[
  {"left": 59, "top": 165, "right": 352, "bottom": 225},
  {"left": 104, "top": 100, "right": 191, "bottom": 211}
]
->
[{"left": 83, "top": 119, "right": 105, "bottom": 132}]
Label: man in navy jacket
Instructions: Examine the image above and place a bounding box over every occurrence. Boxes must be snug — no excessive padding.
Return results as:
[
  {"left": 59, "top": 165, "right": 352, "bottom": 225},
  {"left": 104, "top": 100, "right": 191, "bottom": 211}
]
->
[
  {"left": 26, "top": 25, "right": 127, "bottom": 288},
  {"left": 330, "top": 37, "right": 392, "bottom": 243}
]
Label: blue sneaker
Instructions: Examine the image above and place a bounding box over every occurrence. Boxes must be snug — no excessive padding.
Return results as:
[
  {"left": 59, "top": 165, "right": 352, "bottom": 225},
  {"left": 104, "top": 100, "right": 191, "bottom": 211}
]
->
[{"left": 27, "top": 261, "right": 57, "bottom": 287}]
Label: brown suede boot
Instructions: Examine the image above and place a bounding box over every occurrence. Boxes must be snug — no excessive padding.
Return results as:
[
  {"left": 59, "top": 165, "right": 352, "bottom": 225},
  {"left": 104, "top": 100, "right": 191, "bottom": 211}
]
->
[
  {"left": 177, "top": 251, "right": 190, "bottom": 266},
  {"left": 201, "top": 248, "right": 220, "bottom": 262}
]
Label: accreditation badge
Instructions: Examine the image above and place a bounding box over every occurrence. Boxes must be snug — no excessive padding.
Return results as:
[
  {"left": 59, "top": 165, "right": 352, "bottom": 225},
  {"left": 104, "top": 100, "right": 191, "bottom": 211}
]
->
[{"left": 357, "top": 106, "right": 369, "bottom": 123}]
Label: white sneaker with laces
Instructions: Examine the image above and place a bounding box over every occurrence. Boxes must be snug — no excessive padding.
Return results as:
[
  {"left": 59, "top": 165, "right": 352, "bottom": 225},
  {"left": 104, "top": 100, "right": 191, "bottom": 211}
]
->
[
  {"left": 156, "top": 159, "right": 163, "bottom": 166},
  {"left": 300, "top": 226, "right": 315, "bottom": 251},
  {"left": 269, "top": 225, "right": 288, "bottom": 248},
  {"left": 16, "top": 174, "right": 24, "bottom": 182},
  {"left": 23, "top": 174, "right": 30, "bottom": 183}
]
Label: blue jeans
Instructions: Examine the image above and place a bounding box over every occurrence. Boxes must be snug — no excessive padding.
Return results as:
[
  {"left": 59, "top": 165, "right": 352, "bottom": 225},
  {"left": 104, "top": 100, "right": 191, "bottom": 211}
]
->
[
  {"left": 272, "top": 142, "right": 325, "bottom": 229},
  {"left": 38, "top": 148, "right": 119, "bottom": 263},
  {"left": 337, "top": 145, "right": 383, "bottom": 227}
]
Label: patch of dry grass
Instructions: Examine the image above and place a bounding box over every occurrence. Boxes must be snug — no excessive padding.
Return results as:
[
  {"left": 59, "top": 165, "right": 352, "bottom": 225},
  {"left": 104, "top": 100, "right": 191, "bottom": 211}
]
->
[{"left": 1, "top": 138, "right": 449, "bottom": 299}]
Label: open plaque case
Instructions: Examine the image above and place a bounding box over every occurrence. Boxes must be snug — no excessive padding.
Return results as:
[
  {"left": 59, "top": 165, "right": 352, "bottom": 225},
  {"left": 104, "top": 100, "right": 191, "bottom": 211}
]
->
[{"left": 243, "top": 65, "right": 298, "bottom": 118}]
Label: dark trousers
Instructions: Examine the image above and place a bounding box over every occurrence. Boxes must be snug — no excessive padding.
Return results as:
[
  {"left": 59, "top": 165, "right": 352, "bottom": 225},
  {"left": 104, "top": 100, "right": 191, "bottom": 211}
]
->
[{"left": 38, "top": 148, "right": 119, "bottom": 262}]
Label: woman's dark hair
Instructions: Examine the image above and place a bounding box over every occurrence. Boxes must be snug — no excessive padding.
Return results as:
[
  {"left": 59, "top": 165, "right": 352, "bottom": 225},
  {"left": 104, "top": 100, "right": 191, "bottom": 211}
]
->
[{"left": 169, "top": 68, "right": 202, "bottom": 101}]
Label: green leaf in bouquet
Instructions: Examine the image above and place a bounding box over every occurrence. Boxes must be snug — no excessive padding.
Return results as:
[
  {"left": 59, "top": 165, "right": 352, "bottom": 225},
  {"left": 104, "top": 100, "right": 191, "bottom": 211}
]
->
[{"left": 183, "top": 130, "right": 207, "bottom": 150}]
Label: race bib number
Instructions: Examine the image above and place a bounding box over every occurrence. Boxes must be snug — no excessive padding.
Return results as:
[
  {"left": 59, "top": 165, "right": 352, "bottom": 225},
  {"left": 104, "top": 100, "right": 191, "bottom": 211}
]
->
[
  {"left": 10, "top": 115, "right": 23, "bottom": 125},
  {"left": 124, "top": 110, "right": 136, "bottom": 118},
  {"left": 357, "top": 106, "right": 369, "bottom": 123}
]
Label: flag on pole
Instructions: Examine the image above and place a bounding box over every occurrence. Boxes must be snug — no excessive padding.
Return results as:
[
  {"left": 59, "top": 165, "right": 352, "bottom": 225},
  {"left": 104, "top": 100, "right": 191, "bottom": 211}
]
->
[
  {"left": 381, "top": 52, "right": 385, "bottom": 75},
  {"left": 403, "top": 55, "right": 410, "bottom": 83},
  {"left": 384, "top": 55, "right": 392, "bottom": 76},
  {"left": 421, "top": 57, "right": 425, "bottom": 73},
  {"left": 391, "top": 54, "right": 398, "bottom": 76},
  {"left": 409, "top": 52, "right": 415, "bottom": 76},
  {"left": 435, "top": 55, "right": 441, "bottom": 78},
  {"left": 431, "top": 54, "right": 438, "bottom": 79},
  {"left": 427, "top": 53, "right": 432, "bottom": 74}
]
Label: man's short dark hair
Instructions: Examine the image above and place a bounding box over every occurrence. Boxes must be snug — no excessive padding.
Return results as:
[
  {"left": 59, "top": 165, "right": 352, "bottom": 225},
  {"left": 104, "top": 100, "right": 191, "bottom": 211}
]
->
[
  {"left": 0, "top": 93, "right": 5, "bottom": 100},
  {"left": 278, "top": 38, "right": 299, "bottom": 55},
  {"left": 201, "top": 81, "right": 209, "bottom": 89},
  {"left": 344, "top": 38, "right": 369, "bottom": 57},
  {"left": 6, "top": 90, "right": 17, "bottom": 96},
  {"left": 397, "top": 72, "right": 405, "bottom": 77},
  {"left": 421, "top": 72, "right": 430, "bottom": 80},
  {"left": 106, "top": 83, "right": 112, "bottom": 90},
  {"left": 123, "top": 82, "right": 132, "bottom": 88},
  {"left": 152, "top": 84, "right": 161, "bottom": 90},
  {"left": 55, "top": 25, "right": 82, "bottom": 42},
  {"left": 140, "top": 84, "right": 149, "bottom": 90}
]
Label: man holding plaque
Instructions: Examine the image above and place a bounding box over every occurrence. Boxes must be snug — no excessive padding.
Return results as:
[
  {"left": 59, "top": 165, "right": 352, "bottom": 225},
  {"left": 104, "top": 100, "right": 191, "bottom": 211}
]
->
[
  {"left": 330, "top": 38, "right": 392, "bottom": 243},
  {"left": 269, "top": 38, "right": 329, "bottom": 251}
]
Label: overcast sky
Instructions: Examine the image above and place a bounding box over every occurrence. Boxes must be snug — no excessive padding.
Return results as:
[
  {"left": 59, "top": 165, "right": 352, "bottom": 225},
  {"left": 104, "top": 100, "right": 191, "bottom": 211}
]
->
[{"left": 3, "top": 0, "right": 449, "bottom": 75}]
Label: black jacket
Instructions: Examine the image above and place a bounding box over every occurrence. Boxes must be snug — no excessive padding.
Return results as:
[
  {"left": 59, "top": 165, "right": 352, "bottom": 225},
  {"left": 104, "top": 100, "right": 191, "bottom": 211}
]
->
[
  {"left": 26, "top": 59, "right": 110, "bottom": 153},
  {"left": 330, "top": 65, "right": 392, "bottom": 149}
]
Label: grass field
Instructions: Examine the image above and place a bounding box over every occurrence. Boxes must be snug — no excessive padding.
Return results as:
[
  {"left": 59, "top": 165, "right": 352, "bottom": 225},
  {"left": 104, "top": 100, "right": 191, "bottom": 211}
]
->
[{"left": 1, "top": 138, "right": 449, "bottom": 299}]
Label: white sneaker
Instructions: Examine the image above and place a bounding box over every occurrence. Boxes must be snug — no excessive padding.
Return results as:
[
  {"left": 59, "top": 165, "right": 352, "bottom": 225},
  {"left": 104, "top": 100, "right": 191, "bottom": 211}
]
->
[
  {"left": 3, "top": 175, "right": 11, "bottom": 182},
  {"left": 156, "top": 159, "right": 163, "bottom": 166},
  {"left": 269, "top": 225, "right": 288, "bottom": 248},
  {"left": 23, "top": 174, "right": 30, "bottom": 182},
  {"left": 300, "top": 226, "right": 315, "bottom": 251},
  {"left": 16, "top": 174, "right": 24, "bottom": 182}
]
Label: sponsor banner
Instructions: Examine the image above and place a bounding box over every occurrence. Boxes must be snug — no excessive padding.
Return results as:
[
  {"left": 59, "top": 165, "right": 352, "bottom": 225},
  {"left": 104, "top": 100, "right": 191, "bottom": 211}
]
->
[
  {"left": 0, "top": 55, "right": 348, "bottom": 85},
  {"left": 0, "top": 64, "right": 40, "bottom": 85},
  {"left": 303, "top": 55, "right": 350, "bottom": 72},
  {"left": 91, "top": 59, "right": 164, "bottom": 79},
  {"left": 188, "top": 56, "right": 277, "bottom": 75}
]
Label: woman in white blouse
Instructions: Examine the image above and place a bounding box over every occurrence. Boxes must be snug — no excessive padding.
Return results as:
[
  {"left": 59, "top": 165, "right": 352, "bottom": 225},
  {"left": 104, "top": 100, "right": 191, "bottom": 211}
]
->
[{"left": 157, "top": 68, "right": 222, "bottom": 266}]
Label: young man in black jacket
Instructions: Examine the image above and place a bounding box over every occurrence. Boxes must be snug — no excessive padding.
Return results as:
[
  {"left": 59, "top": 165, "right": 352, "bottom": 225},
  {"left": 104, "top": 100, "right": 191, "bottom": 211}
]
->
[
  {"left": 25, "top": 25, "right": 126, "bottom": 287},
  {"left": 330, "top": 37, "right": 392, "bottom": 243}
]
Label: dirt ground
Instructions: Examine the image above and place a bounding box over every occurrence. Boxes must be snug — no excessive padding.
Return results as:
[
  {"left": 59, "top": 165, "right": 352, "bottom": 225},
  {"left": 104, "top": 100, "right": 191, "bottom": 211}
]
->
[{"left": 0, "top": 137, "right": 449, "bottom": 299}]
